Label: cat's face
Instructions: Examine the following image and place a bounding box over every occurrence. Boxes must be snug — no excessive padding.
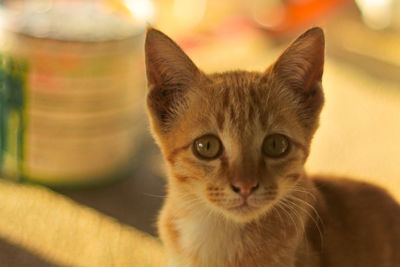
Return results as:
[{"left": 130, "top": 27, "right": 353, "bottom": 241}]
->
[{"left": 145, "top": 28, "right": 325, "bottom": 223}]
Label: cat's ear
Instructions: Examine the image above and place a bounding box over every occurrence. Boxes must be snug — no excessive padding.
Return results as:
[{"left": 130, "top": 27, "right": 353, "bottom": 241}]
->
[
  {"left": 145, "top": 28, "right": 202, "bottom": 131},
  {"left": 271, "top": 27, "right": 325, "bottom": 125}
]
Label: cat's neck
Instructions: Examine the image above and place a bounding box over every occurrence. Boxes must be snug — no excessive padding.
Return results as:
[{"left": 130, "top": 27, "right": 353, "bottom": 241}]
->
[{"left": 162, "top": 179, "right": 317, "bottom": 267}]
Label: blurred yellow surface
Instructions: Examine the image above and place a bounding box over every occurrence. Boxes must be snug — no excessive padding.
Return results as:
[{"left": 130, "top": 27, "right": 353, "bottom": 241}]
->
[{"left": 0, "top": 180, "right": 165, "bottom": 267}]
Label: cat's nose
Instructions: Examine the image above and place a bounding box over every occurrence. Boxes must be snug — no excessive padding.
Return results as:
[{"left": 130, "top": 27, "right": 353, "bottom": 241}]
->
[{"left": 230, "top": 181, "right": 259, "bottom": 198}]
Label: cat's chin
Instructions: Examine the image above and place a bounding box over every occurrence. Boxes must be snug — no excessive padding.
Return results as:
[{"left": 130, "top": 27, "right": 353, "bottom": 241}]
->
[
  {"left": 224, "top": 204, "right": 269, "bottom": 223},
  {"left": 228, "top": 204, "right": 255, "bottom": 214}
]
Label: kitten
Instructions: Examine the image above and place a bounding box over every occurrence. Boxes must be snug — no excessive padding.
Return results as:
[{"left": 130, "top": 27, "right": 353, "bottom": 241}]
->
[{"left": 144, "top": 27, "right": 400, "bottom": 267}]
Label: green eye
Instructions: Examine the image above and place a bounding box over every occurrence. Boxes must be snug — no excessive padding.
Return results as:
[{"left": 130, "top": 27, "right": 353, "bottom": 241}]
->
[
  {"left": 262, "top": 134, "right": 290, "bottom": 158},
  {"left": 193, "top": 135, "right": 222, "bottom": 160}
]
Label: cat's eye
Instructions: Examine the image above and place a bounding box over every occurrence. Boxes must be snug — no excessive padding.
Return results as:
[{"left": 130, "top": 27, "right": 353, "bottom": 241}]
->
[
  {"left": 262, "top": 134, "right": 290, "bottom": 158},
  {"left": 193, "top": 135, "right": 222, "bottom": 160}
]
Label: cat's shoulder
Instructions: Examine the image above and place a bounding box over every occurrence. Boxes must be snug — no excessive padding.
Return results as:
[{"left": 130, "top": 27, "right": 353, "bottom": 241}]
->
[
  {"left": 310, "top": 175, "right": 400, "bottom": 211},
  {"left": 307, "top": 176, "right": 400, "bottom": 260},
  {"left": 312, "top": 176, "right": 389, "bottom": 193}
]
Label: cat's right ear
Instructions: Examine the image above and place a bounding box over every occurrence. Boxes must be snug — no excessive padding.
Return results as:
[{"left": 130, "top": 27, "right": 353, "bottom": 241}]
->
[
  {"left": 270, "top": 27, "right": 325, "bottom": 128},
  {"left": 145, "top": 28, "right": 202, "bottom": 131}
]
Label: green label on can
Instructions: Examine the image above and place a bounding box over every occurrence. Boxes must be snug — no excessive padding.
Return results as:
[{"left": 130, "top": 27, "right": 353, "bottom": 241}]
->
[{"left": 0, "top": 55, "right": 27, "bottom": 181}]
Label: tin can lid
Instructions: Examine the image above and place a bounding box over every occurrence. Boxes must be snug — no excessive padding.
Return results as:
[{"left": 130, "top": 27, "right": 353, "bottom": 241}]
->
[{"left": 0, "top": 0, "right": 154, "bottom": 41}]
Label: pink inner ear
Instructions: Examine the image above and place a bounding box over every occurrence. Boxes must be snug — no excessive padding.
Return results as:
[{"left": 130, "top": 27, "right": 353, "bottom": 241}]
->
[
  {"left": 267, "top": 28, "right": 325, "bottom": 130},
  {"left": 145, "top": 29, "right": 206, "bottom": 132},
  {"left": 145, "top": 29, "right": 201, "bottom": 89},
  {"left": 272, "top": 28, "right": 325, "bottom": 93}
]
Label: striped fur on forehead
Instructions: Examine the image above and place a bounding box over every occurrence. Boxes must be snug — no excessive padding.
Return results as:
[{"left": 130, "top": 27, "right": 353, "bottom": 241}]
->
[
  {"left": 200, "top": 70, "right": 300, "bottom": 136},
  {"left": 210, "top": 72, "right": 262, "bottom": 134}
]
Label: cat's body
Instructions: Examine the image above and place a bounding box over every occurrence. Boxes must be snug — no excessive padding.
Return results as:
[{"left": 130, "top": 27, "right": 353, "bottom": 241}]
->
[
  {"left": 144, "top": 27, "right": 400, "bottom": 267},
  {"left": 308, "top": 178, "right": 400, "bottom": 267},
  {"left": 159, "top": 175, "right": 400, "bottom": 267}
]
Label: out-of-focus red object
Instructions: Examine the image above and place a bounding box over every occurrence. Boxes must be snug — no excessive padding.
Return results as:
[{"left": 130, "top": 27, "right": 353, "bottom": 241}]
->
[{"left": 258, "top": 0, "right": 353, "bottom": 36}]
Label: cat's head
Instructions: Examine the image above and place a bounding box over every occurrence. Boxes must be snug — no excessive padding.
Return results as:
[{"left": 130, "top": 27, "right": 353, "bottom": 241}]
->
[{"left": 145, "top": 28, "right": 324, "bottom": 223}]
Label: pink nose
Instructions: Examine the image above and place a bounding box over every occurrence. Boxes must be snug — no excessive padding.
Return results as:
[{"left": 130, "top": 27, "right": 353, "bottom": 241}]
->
[{"left": 230, "top": 180, "right": 259, "bottom": 198}]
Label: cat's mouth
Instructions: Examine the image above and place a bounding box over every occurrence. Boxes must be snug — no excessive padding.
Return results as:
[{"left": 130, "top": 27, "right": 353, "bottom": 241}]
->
[{"left": 227, "top": 202, "right": 257, "bottom": 214}]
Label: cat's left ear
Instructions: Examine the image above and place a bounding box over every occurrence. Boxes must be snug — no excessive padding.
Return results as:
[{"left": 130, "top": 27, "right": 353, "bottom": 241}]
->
[
  {"left": 145, "top": 28, "right": 201, "bottom": 90},
  {"left": 271, "top": 27, "right": 325, "bottom": 122},
  {"left": 145, "top": 28, "right": 204, "bottom": 132}
]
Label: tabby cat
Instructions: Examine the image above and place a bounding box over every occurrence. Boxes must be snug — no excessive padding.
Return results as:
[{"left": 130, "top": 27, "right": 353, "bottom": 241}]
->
[{"left": 144, "top": 27, "right": 400, "bottom": 267}]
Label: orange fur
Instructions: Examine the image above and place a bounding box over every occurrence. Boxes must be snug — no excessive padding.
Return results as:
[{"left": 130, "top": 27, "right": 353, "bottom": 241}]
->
[{"left": 145, "top": 28, "right": 400, "bottom": 267}]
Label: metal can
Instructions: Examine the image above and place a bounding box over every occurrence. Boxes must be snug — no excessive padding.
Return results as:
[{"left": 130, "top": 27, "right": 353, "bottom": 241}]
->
[{"left": 0, "top": 2, "right": 148, "bottom": 187}]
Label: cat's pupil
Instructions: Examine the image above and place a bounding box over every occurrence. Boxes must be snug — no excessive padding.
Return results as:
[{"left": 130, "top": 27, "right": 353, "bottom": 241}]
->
[
  {"left": 193, "top": 135, "right": 222, "bottom": 160},
  {"left": 271, "top": 140, "right": 277, "bottom": 150},
  {"left": 262, "top": 134, "right": 290, "bottom": 158}
]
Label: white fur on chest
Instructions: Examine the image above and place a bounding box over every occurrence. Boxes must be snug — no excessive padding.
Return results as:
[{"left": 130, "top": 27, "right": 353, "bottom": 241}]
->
[{"left": 174, "top": 208, "right": 243, "bottom": 267}]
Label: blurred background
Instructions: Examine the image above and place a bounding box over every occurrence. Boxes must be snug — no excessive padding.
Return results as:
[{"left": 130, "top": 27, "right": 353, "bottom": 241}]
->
[{"left": 0, "top": 0, "right": 399, "bottom": 266}]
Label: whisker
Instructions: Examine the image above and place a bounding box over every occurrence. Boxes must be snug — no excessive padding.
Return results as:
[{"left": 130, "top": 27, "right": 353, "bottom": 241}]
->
[
  {"left": 291, "top": 185, "right": 317, "bottom": 201},
  {"left": 286, "top": 195, "right": 324, "bottom": 248},
  {"left": 142, "top": 192, "right": 166, "bottom": 199},
  {"left": 281, "top": 198, "right": 311, "bottom": 256},
  {"left": 281, "top": 198, "right": 306, "bottom": 234},
  {"left": 271, "top": 205, "right": 284, "bottom": 225},
  {"left": 275, "top": 199, "right": 301, "bottom": 238},
  {"left": 178, "top": 196, "right": 205, "bottom": 211}
]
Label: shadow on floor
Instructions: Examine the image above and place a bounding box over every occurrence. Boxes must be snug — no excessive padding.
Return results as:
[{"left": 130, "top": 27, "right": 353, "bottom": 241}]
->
[
  {"left": 58, "top": 133, "right": 167, "bottom": 237},
  {"left": 0, "top": 237, "right": 56, "bottom": 267}
]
